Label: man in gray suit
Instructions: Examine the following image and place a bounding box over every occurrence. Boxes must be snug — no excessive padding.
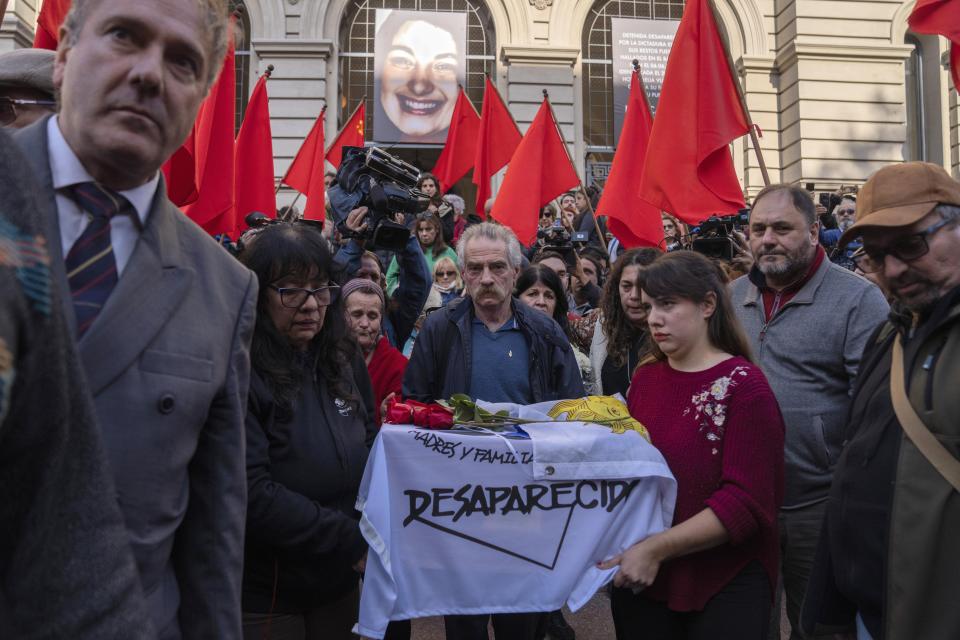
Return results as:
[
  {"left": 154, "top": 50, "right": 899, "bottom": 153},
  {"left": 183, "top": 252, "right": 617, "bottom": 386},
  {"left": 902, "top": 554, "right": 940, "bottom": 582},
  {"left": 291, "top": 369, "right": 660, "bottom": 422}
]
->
[{"left": 13, "top": 0, "right": 256, "bottom": 637}]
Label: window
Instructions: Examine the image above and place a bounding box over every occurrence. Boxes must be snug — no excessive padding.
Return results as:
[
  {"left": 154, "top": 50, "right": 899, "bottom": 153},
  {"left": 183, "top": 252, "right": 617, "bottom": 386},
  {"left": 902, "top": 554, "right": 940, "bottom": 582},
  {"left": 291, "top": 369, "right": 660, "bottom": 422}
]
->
[
  {"left": 338, "top": 0, "right": 496, "bottom": 144},
  {"left": 231, "top": 1, "right": 252, "bottom": 134},
  {"left": 581, "top": 0, "right": 685, "bottom": 153}
]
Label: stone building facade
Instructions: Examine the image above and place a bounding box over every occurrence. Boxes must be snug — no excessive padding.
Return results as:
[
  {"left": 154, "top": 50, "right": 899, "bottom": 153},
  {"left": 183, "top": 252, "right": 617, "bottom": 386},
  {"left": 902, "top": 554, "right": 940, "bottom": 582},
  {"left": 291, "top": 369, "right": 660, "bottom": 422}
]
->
[{"left": 3, "top": 0, "right": 957, "bottom": 208}]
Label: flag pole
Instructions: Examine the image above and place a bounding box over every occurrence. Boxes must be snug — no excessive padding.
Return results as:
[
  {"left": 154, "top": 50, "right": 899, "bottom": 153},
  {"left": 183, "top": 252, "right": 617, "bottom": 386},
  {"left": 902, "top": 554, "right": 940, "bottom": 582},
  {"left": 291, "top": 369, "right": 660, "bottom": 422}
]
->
[
  {"left": 542, "top": 89, "right": 609, "bottom": 254},
  {"left": 288, "top": 191, "right": 303, "bottom": 213},
  {"left": 706, "top": 0, "right": 770, "bottom": 187}
]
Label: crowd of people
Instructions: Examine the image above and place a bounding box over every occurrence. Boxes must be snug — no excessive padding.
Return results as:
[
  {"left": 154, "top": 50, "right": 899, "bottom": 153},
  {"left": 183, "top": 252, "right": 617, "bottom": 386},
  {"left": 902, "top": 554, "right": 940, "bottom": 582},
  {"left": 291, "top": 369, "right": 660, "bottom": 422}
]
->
[{"left": 1, "top": 1, "right": 958, "bottom": 640}]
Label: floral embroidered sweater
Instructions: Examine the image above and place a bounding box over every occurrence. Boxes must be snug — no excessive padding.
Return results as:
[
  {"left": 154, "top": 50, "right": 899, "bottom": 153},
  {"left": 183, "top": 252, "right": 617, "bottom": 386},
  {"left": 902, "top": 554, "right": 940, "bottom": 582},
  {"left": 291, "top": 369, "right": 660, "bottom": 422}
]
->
[{"left": 626, "top": 356, "right": 785, "bottom": 611}]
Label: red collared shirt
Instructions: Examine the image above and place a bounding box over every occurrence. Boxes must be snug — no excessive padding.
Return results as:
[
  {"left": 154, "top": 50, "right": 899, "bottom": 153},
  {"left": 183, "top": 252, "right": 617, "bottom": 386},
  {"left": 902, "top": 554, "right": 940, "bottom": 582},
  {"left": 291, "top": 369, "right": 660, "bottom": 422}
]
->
[{"left": 756, "top": 246, "right": 826, "bottom": 322}]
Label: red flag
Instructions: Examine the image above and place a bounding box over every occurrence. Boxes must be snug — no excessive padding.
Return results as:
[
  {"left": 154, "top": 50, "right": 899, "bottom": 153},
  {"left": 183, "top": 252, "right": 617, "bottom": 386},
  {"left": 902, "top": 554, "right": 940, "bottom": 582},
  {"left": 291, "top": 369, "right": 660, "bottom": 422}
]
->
[
  {"left": 472, "top": 77, "right": 521, "bottom": 217},
  {"left": 909, "top": 0, "right": 960, "bottom": 90},
  {"left": 33, "top": 0, "right": 70, "bottom": 50},
  {"left": 281, "top": 107, "right": 327, "bottom": 221},
  {"left": 638, "top": 0, "right": 749, "bottom": 225},
  {"left": 177, "top": 40, "right": 236, "bottom": 235},
  {"left": 490, "top": 97, "right": 580, "bottom": 245},
  {"left": 234, "top": 71, "right": 276, "bottom": 226},
  {"left": 326, "top": 102, "right": 365, "bottom": 170},
  {"left": 431, "top": 88, "right": 481, "bottom": 192},
  {"left": 596, "top": 70, "right": 663, "bottom": 249}
]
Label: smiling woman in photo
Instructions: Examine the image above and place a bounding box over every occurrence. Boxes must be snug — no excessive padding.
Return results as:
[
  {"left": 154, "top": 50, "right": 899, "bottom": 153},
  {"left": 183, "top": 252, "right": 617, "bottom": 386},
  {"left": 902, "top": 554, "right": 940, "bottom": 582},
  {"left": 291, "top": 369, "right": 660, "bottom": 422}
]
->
[{"left": 374, "top": 10, "right": 465, "bottom": 143}]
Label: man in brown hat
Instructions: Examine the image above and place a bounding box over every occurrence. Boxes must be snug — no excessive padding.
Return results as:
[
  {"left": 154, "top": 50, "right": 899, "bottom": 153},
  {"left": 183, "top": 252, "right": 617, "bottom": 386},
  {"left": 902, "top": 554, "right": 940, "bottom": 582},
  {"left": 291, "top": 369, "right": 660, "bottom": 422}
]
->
[
  {"left": 0, "top": 48, "right": 57, "bottom": 128},
  {"left": 802, "top": 161, "right": 960, "bottom": 640}
]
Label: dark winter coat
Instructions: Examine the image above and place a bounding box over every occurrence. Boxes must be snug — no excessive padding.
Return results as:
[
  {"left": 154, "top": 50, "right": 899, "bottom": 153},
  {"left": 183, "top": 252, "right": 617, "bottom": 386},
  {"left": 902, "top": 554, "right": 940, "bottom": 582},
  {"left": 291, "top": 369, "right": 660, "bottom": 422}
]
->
[{"left": 402, "top": 296, "right": 585, "bottom": 403}]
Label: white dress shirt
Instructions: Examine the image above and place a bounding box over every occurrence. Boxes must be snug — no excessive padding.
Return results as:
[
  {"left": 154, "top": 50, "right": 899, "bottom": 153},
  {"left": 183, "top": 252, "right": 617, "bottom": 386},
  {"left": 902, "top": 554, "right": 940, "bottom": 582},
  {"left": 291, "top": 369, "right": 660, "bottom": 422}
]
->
[{"left": 47, "top": 116, "right": 159, "bottom": 276}]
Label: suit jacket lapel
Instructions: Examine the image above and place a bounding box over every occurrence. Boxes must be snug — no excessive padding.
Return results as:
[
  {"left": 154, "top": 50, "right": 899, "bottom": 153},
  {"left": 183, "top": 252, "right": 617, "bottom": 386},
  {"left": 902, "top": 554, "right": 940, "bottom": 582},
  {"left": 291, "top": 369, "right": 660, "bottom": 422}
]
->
[
  {"left": 79, "top": 184, "right": 194, "bottom": 396},
  {"left": 12, "top": 117, "right": 75, "bottom": 334}
]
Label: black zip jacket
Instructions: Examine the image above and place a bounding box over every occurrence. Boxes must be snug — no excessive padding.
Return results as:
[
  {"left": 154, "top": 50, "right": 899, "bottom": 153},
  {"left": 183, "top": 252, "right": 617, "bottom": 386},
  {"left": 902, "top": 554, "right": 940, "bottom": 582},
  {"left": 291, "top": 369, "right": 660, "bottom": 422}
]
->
[
  {"left": 402, "top": 296, "right": 585, "bottom": 403},
  {"left": 242, "top": 351, "right": 377, "bottom": 614}
]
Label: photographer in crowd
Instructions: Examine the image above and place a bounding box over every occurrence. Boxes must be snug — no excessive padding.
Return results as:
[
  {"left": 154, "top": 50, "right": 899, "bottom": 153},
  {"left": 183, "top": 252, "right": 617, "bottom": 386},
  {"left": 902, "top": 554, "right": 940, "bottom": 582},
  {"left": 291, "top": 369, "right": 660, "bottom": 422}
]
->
[
  {"left": 335, "top": 206, "right": 431, "bottom": 350},
  {"left": 386, "top": 211, "right": 457, "bottom": 296}
]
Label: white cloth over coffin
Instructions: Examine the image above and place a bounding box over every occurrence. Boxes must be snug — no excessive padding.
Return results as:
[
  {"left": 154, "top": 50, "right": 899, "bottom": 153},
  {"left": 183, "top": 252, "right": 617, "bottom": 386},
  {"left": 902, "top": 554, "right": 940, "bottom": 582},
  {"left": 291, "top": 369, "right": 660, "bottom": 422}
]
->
[
  {"left": 477, "top": 396, "right": 669, "bottom": 482},
  {"left": 355, "top": 424, "right": 676, "bottom": 639}
]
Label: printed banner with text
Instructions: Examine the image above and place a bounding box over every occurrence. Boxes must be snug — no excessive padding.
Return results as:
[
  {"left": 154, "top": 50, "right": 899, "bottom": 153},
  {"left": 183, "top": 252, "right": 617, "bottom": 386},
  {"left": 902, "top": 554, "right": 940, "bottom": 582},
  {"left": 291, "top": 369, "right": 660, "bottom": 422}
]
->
[
  {"left": 611, "top": 18, "right": 679, "bottom": 145},
  {"left": 355, "top": 410, "right": 676, "bottom": 639}
]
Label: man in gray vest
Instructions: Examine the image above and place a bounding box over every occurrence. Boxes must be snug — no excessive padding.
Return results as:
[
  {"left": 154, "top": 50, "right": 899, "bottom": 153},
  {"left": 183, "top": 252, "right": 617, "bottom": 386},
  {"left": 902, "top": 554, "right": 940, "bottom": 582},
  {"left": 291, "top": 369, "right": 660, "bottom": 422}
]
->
[{"left": 729, "top": 184, "right": 888, "bottom": 639}]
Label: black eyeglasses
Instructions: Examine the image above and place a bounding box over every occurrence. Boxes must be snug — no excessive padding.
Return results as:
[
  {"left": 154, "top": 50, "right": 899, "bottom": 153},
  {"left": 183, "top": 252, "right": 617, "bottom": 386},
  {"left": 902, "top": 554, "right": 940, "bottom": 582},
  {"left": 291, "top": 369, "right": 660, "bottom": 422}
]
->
[
  {"left": 0, "top": 97, "right": 57, "bottom": 126},
  {"left": 837, "top": 208, "right": 856, "bottom": 216},
  {"left": 435, "top": 270, "right": 457, "bottom": 278},
  {"left": 268, "top": 284, "right": 340, "bottom": 308},
  {"left": 853, "top": 215, "right": 957, "bottom": 273}
]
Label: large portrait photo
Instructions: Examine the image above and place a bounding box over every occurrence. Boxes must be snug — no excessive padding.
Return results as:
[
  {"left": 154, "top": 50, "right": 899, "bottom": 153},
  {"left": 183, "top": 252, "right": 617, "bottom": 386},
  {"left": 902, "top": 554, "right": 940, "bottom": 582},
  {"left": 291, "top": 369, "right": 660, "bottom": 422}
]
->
[{"left": 373, "top": 10, "right": 467, "bottom": 144}]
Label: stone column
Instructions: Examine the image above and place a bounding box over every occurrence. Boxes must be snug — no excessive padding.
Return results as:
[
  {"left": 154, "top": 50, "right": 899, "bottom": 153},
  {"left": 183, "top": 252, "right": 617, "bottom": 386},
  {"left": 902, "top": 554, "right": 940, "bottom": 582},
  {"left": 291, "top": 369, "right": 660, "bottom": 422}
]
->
[
  {"left": 500, "top": 46, "right": 581, "bottom": 175},
  {"left": 250, "top": 39, "right": 334, "bottom": 209},
  {"left": 738, "top": 55, "right": 781, "bottom": 196},
  {"left": 0, "top": 0, "right": 38, "bottom": 51},
  {"left": 775, "top": 41, "right": 913, "bottom": 188}
]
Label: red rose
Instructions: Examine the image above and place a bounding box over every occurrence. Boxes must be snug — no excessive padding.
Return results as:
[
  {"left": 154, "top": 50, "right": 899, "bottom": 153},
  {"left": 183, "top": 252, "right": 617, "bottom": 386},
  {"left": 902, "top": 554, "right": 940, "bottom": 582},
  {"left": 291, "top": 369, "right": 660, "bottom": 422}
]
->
[
  {"left": 383, "top": 397, "right": 454, "bottom": 429},
  {"left": 384, "top": 397, "right": 414, "bottom": 425},
  {"left": 422, "top": 406, "right": 454, "bottom": 429}
]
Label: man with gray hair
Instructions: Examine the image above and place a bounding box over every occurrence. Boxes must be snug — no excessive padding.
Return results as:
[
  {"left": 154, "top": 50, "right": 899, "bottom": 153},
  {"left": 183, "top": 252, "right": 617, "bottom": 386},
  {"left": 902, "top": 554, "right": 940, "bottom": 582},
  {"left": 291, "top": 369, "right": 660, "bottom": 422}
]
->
[
  {"left": 730, "top": 184, "right": 889, "bottom": 639},
  {"left": 13, "top": 0, "right": 255, "bottom": 638},
  {"left": 403, "top": 222, "right": 584, "bottom": 640}
]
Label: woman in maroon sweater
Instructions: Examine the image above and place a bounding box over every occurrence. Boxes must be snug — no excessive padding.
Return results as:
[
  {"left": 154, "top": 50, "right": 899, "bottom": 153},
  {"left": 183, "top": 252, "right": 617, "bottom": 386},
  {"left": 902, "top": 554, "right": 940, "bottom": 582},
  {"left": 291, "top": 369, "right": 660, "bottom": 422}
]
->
[{"left": 600, "top": 251, "right": 784, "bottom": 640}]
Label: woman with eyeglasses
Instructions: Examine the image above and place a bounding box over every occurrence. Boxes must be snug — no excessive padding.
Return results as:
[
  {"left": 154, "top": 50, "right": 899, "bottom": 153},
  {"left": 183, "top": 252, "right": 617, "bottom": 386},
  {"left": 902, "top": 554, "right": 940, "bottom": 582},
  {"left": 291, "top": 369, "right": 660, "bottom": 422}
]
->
[
  {"left": 238, "top": 224, "right": 377, "bottom": 640},
  {"left": 385, "top": 210, "right": 458, "bottom": 296}
]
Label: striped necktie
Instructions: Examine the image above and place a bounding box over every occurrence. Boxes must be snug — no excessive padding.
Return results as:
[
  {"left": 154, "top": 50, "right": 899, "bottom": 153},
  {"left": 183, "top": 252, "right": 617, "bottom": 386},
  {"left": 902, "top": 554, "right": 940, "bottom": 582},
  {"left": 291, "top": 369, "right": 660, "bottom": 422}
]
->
[{"left": 65, "top": 182, "right": 134, "bottom": 337}]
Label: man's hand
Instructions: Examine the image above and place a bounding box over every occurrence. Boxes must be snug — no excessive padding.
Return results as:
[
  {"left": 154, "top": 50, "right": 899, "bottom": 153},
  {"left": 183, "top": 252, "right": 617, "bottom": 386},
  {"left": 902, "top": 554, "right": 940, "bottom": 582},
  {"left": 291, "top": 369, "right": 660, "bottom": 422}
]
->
[{"left": 345, "top": 207, "right": 369, "bottom": 236}]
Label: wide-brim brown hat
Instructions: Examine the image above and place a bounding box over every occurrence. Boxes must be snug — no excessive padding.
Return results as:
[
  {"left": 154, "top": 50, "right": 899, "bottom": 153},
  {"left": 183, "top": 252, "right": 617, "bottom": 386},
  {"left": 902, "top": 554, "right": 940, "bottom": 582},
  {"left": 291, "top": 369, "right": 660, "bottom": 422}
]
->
[{"left": 839, "top": 162, "right": 960, "bottom": 246}]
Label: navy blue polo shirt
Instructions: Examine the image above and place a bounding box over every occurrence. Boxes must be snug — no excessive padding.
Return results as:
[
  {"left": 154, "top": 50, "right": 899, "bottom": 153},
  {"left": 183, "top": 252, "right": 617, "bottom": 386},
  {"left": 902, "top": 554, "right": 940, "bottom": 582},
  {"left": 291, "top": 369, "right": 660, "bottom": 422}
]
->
[{"left": 469, "top": 316, "right": 532, "bottom": 404}]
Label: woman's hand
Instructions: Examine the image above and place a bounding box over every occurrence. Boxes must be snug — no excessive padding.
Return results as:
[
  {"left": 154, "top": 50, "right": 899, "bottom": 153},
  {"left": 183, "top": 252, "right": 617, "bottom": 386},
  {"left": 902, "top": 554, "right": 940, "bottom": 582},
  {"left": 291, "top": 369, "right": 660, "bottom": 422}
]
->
[{"left": 597, "top": 536, "right": 666, "bottom": 589}]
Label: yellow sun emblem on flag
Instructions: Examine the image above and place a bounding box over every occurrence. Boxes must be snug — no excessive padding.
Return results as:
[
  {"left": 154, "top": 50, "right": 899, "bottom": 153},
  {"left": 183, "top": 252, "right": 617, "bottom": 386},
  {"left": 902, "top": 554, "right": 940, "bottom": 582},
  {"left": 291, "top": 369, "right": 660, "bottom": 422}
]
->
[{"left": 547, "top": 396, "right": 650, "bottom": 441}]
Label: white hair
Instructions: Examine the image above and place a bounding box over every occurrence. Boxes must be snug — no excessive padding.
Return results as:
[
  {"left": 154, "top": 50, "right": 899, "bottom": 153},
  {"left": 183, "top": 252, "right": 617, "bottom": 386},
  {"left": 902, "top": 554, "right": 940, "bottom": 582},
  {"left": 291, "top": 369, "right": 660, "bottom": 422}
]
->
[
  {"left": 456, "top": 222, "right": 523, "bottom": 269},
  {"left": 443, "top": 194, "right": 465, "bottom": 215}
]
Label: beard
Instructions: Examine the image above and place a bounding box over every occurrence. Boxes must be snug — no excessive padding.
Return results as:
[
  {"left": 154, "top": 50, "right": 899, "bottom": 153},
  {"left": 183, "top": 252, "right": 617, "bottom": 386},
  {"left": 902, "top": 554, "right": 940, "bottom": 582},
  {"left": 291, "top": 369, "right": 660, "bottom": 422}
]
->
[{"left": 755, "top": 246, "right": 809, "bottom": 280}]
